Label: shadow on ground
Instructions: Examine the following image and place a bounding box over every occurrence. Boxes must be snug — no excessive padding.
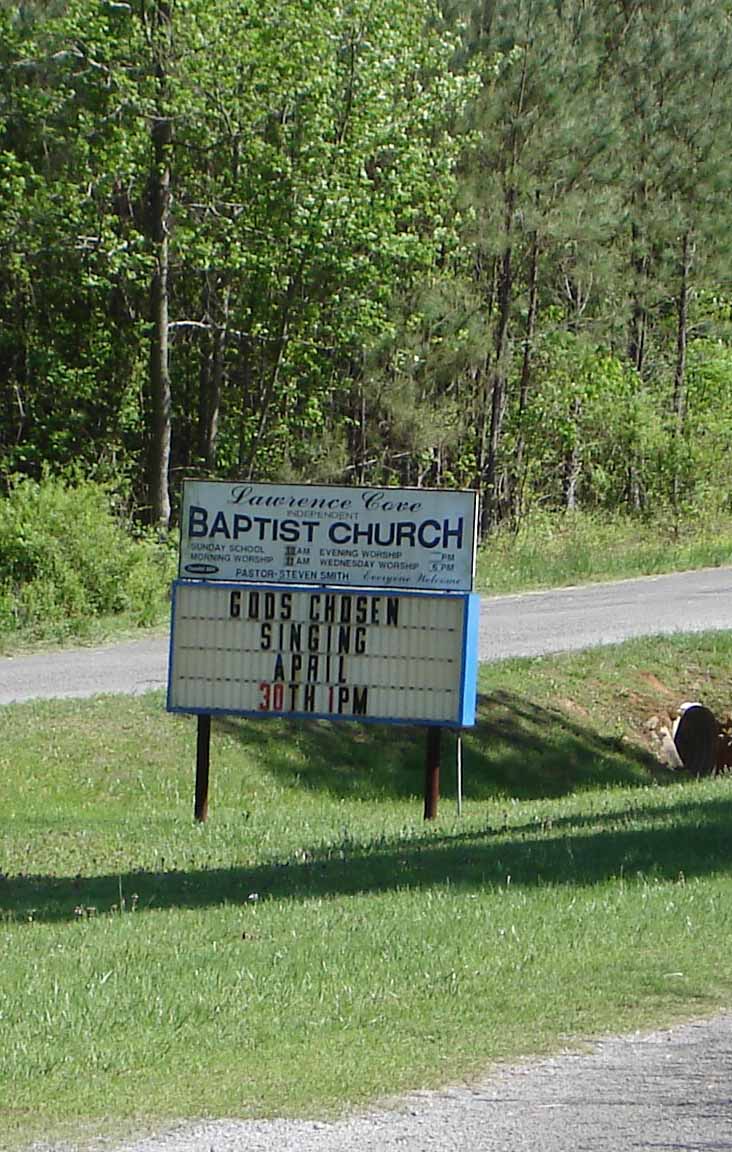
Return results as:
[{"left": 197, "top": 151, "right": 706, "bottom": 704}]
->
[
  {"left": 5, "top": 788, "right": 730, "bottom": 924},
  {"left": 214, "top": 688, "right": 667, "bottom": 804},
  {"left": 4, "top": 683, "right": 720, "bottom": 925}
]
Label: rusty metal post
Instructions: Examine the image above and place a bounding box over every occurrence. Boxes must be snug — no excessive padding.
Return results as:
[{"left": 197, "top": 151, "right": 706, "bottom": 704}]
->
[
  {"left": 424, "top": 726, "right": 441, "bottom": 820},
  {"left": 194, "top": 713, "right": 211, "bottom": 822}
]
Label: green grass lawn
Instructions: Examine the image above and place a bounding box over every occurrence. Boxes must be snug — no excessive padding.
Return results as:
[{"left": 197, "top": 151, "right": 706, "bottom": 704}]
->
[{"left": 2, "top": 632, "right": 732, "bottom": 1148}]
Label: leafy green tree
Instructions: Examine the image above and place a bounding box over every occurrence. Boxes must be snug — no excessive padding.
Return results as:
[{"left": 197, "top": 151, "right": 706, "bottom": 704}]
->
[
  {"left": 0, "top": 0, "right": 151, "bottom": 493},
  {"left": 602, "top": 0, "right": 732, "bottom": 506},
  {"left": 451, "top": 0, "right": 621, "bottom": 531},
  {"left": 2, "top": 0, "right": 732, "bottom": 534},
  {"left": 171, "top": 0, "right": 470, "bottom": 486}
]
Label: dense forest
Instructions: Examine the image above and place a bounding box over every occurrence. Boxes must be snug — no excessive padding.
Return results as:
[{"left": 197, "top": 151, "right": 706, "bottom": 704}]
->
[{"left": 1, "top": 0, "right": 732, "bottom": 536}]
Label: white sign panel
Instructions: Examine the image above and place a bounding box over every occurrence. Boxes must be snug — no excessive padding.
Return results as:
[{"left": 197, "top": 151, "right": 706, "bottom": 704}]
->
[
  {"left": 179, "top": 480, "right": 478, "bottom": 592},
  {"left": 167, "top": 581, "right": 479, "bottom": 727}
]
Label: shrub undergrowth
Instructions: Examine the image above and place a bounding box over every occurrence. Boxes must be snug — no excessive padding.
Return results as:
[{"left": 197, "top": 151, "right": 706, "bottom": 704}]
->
[{"left": 0, "top": 476, "right": 174, "bottom": 647}]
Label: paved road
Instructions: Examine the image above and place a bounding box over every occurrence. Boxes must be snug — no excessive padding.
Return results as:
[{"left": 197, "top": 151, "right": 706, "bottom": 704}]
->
[
  {"left": 0, "top": 630, "right": 171, "bottom": 705},
  {"left": 1, "top": 566, "right": 731, "bottom": 705},
  {"left": 480, "top": 564, "right": 732, "bottom": 660}
]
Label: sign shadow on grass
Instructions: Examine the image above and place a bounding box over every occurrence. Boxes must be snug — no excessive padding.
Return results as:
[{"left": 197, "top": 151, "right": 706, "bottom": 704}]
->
[
  {"left": 5, "top": 792, "right": 731, "bottom": 924},
  {"left": 214, "top": 688, "right": 670, "bottom": 803}
]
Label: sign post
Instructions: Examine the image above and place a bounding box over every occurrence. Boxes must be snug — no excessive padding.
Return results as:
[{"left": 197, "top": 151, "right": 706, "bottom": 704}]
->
[
  {"left": 424, "top": 727, "right": 441, "bottom": 820},
  {"left": 167, "top": 481, "right": 480, "bottom": 820},
  {"left": 194, "top": 714, "right": 211, "bottom": 822}
]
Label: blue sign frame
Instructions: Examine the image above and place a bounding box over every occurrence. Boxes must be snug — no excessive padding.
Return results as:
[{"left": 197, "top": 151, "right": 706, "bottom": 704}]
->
[{"left": 167, "top": 580, "right": 480, "bottom": 729}]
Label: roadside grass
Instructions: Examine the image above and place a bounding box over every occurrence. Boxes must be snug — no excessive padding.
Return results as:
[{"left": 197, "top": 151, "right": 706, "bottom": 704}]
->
[
  {"left": 476, "top": 509, "right": 732, "bottom": 593},
  {"left": 2, "top": 632, "right": 732, "bottom": 1148},
  {"left": 0, "top": 609, "right": 171, "bottom": 657}
]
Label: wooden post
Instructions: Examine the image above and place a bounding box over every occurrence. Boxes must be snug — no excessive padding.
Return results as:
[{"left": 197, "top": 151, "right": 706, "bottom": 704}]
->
[
  {"left": 194, "top": 713, "right": 211, "bottom": 822},
  {"left": 424, "top": 726, "right": 441, "bottom": 820}
]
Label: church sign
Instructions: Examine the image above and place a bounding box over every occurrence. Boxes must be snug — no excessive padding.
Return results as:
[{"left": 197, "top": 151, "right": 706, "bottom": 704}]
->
[
  {"left": 168, "top": 580, "right": 479, "bottom": 728},
  {"left": 179, "top": 480, "right": 478, "bottom": 593},
  {"left": 168, "top": 479, "right": 480, "bottom": 820}
]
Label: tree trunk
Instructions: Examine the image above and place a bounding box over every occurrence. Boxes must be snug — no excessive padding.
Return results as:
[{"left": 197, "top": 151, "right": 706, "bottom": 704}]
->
[
  {"left": 245, "top": 261, "right": 307, "bottom": 481},
  {"left": 237, "top": 333, "right": 253, "bottom": 471},
  {"left": 627, "top": 147, "right": 651, "bottom": 378},
  {"left": 628, "top": 220, "right": 647, "bottom": 377},
  {"left": 672, "top": 229, "right": 693, "bottom": 511},
  {"left": 627, "top": 459, "right": 644, "bottom": 513},
  {"left": 563, "top": 397, "right": 582, "bottom": 510},
  {"left": 480, "top": 39, "right": 527, "bottom": 538},
  {"left": 481, "top": 188, "right": 514, "bottom": 538},
  {"left": 512, "top": 226, "right": 540, "bottom": 525},
  {"left": 474, "top": 256, "right": 498, "bottom": 496},
  {"left": 197, "top": 276, "right": 229, "bottom": 471},
  {"left": 147, "top": 0, "right": 173, "bottom": 530}
]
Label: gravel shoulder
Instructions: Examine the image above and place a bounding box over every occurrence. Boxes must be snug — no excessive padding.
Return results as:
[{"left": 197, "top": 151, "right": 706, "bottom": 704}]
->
[{"left": 48, "top": 1013, "right": 729, "bottom": 1152}]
